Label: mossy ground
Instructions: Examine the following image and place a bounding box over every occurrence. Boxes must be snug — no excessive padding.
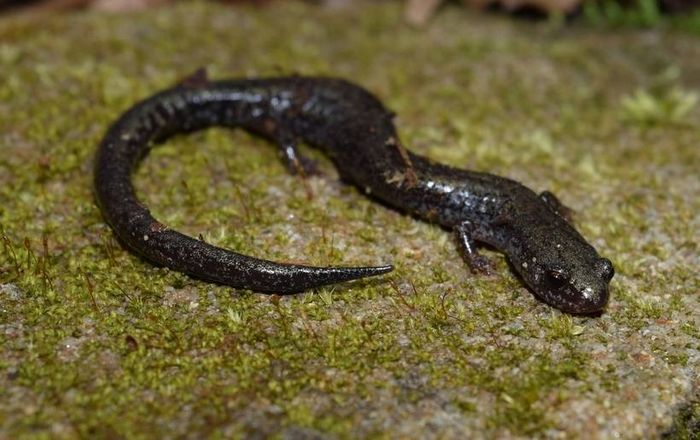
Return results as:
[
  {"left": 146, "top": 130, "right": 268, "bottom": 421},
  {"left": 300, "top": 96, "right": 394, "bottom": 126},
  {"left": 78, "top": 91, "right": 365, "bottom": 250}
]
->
[{"left": 1, "top": 2, "right": 698, "bottom": 438}]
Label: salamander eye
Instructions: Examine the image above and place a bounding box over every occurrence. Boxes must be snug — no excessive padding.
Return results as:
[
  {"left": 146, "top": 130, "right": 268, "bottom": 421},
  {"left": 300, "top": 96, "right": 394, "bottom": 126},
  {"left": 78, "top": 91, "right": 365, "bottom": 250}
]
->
[{"left": 545, "top": 268, "right": 569, "bottom": 286}]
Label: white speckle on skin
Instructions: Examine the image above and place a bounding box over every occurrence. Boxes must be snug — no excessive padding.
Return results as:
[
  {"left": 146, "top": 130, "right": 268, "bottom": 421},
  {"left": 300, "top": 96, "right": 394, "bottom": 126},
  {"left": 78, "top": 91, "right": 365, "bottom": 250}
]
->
[
  {"left": 522, "top": 262, "right": 528, "bottom": 269},
  {"left": 143, "top": 235, "right": 149, "bottom": 241}
]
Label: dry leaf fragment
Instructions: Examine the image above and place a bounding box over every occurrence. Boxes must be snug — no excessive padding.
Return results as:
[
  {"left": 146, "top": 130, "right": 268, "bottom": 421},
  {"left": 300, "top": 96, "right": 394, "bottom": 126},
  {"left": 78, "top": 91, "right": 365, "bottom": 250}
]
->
[
  {"left": 405, "top": 0, "right": 443, "bottom": 25},
  {"left": 494, "top": 0, "right": 580, "bottom": 13},
  {"left": 405, "top": 0, "right": 584, "bottom": 25}
]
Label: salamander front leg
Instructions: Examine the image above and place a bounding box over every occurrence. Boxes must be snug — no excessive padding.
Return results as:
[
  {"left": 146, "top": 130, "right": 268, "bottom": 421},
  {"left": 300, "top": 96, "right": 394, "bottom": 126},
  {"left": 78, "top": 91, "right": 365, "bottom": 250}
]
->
[
  {"left": 455, "top": 221, "right": 492, "bottom": 275},
  {"left": 539, "top": 190, "right": 574, "bottom": 222}
]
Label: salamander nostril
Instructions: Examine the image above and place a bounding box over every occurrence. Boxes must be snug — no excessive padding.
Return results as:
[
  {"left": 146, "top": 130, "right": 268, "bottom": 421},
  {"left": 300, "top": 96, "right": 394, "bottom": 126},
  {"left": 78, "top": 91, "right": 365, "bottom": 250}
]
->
[{"left": 598, "top": 258, "right": 615, "bottom": 281}]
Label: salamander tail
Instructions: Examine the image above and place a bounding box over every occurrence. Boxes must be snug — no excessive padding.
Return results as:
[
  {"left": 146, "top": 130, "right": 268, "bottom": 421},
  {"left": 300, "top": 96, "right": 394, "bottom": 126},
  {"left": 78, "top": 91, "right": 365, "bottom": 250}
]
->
[{"left": 265, "top": 264, "right": 394, "bottom": 294}]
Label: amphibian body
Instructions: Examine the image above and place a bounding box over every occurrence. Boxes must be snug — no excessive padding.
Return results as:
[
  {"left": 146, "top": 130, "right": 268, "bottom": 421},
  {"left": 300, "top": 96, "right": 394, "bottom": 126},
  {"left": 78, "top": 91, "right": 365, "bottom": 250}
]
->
[{"left": 94, "top": 72, "right": 614, "bottom": 314}]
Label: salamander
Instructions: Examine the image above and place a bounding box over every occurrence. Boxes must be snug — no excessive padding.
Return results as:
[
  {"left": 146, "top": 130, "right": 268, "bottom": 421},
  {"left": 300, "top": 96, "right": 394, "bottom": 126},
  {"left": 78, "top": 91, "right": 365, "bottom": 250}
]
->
[{"left": 94, "top": 71, "right": 614, "bottom": 314}]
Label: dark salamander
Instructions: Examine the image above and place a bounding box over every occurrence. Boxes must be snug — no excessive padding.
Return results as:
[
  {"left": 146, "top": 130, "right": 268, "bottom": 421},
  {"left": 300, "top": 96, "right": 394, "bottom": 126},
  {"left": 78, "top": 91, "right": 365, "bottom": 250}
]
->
[{"left": 94, "top": 72, "right": 614, "bottom": 314}]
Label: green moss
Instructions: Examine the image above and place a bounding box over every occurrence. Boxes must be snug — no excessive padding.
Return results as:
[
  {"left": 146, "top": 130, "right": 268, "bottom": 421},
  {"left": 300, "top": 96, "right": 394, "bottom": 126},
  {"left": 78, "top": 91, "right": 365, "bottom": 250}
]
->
[
  {"left": 583, "top": 0, "right": 663, "bottom": 28},
  {"left": 663, "top": 396, "right": 700, "bottom": 439},
  {"left": 1, "top": 1, "right": 699, "bottom": 438},
  {"left": 582, "top": 0, "right": 700, "bottom": 34}
]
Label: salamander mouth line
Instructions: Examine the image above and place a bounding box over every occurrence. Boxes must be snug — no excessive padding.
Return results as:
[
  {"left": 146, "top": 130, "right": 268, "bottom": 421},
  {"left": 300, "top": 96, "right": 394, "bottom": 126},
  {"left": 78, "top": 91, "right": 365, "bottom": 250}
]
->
[{"left": 94, "top": 71, "right": 614, "bottom": 313}]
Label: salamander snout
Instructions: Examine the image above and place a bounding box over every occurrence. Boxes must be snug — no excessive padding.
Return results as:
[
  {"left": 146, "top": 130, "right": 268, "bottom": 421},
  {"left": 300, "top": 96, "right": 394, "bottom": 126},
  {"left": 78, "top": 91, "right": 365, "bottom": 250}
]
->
[
  {"left": 543, "top": 257, "right": 615, "bottom": 314},
  {"left": 597, "top": 258, "right": 615, "bottom": 282}
]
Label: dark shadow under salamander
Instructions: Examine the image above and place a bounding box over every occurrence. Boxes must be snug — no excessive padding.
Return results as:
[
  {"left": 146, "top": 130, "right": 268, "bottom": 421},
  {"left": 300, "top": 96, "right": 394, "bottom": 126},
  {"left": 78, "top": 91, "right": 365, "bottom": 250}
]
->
[{"left": 94, "top": 72, "right": 615, "bottom": 314}]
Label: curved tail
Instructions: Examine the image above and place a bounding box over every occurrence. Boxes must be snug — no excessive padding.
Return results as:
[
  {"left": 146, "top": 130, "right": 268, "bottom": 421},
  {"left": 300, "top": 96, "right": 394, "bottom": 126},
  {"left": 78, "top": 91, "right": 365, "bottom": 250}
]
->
[{"left": 94, "top": 78, "right": 393, "bottom": 293}]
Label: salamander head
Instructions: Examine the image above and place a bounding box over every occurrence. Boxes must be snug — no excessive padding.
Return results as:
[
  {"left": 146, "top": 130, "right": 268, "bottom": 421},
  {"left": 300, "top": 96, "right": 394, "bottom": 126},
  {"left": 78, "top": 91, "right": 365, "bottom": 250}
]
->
[
  {"left": 527, "top": 254, "right": 614, "bottom": 314},
  {"left": 508, "top": 214, "right": 615, "bottom": 314}
]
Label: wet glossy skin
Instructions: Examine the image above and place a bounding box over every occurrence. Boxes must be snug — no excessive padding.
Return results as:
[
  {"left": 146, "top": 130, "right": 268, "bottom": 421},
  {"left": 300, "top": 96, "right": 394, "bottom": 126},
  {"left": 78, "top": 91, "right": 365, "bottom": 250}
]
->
[{"left": 94, "top": 74, "right": 614, "bottom": 314}]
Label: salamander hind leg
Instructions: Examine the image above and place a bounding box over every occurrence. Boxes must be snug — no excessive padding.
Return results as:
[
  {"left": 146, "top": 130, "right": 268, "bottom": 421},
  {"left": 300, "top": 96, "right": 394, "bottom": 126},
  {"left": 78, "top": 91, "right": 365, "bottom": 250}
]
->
[
  {"left": 455, "top": 221, "right": 492, "bottom": 275},
  {"left": 276, "top": 131, "right": 320, "bottom": 177},
  {"left": 175, "top": 67, "right": 210, "bottom": 89},
  {"left": 274, "top": 130, "right": 319, "bottom": 200}
]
